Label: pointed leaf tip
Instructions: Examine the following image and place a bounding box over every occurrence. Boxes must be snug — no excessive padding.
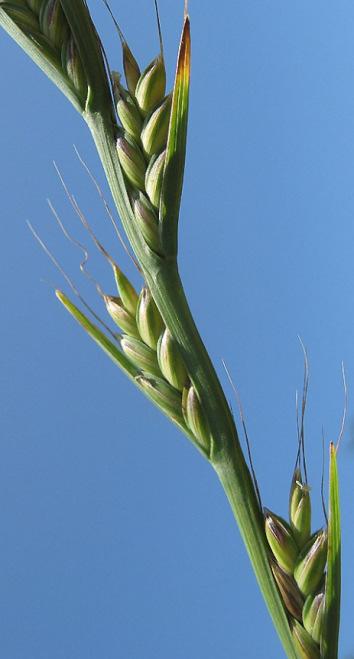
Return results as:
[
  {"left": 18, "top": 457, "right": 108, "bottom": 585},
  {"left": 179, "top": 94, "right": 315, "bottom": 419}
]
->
[
  {"left": 321, "top": 442, "right": 341, "bottom": 658},
  {"left": 178, "top": 17, "right": 191, "bottom": 79},
  {"left": 159, "top": 12, "right": 191, "bottom": 254}
]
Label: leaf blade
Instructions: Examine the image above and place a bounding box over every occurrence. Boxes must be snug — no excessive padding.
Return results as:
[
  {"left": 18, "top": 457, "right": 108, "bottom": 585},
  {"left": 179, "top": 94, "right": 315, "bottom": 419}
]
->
[
  {"left": 321, "top": 443, "right": 341, "bottom": 658},
  {"left": 160, "top": 15, "right": 191, "bottom": 255}
]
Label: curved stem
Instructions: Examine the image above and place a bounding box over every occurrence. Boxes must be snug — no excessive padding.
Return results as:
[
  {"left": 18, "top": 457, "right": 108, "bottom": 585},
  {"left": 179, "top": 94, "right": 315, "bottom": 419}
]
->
[
  {"left": 214, "top": 449, "right": 297, "bottom": 659},
  {"left": 88, "top": 111, "right": 297, "bottom": 659}
]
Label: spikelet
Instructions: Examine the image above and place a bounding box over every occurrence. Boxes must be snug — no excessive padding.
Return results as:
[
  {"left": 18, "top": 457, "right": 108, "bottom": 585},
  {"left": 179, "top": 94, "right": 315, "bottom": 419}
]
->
[
  {"left": 114, "top": 39, "right": 171, "bottom": 252},
  {"left": 1, "top": 0, "right": 90, "bottom": 109},
  {"left": 157, "top": 329, "right": 188, "bottom": 391},
  {"left": 116, "top": 134, "right": 147, "bottom": 190},
  {"left": 182, "top": 385, "right": 210, "bottom": 451},
  {"left": 137, "top": 375, "right": 183, "bottom": 420},
  {"left": 141, "top": 95, "right": 172, "bottom": 157},
  {"left": 145, "top": 150, "right": 166, "bottom": 209},
  {"left": 294, "top": 529, "right": 327, "bottom": 597},
  {"left": 264, "top": 509, "right": 298, "bottom": 574},
  {"left": 270, "top": 560, "right": 304, "bottom": 622},
  {"left": 112, "top": 264, "right": 139, "bottom": 317},
  {"left": 3, "top": 4, "right": 39, "bottom": 31},
  {"left": 135, "top": 55, "right": 166, "bottom": 115},
  {"left": 39, "top": 0, "right": 69, "bottom": 50},
  {"left": 115, "top": 84, "right": 143, "bottom": 140},
  {"left": 303, "top": 588, "right": 325, "bottom": 645},
  {"left": 104, "top": 295, "right": 140, "bottom": 339},
  {"left": 61, "top": 35, "right": 87, "bottom": 99},
  {"left": 121, "top": 335, "right": 161, "bottom": 377},
  {"left": 133, "top": 192, "right": 161, "bottom": 253},
  {"left": 289, "top": 468, "right": 311, "bottom": 548},
  {"left": 291, "top": 620, "right": 321, "bottom": 659},
  {"left": 122, "top": 40, "right": 140, "bottom": 96},
  {"left": 265, "top": 465, "right": 328, "bottom": 654},
  {"left": 136, "top": 287, "right": 164, "bottom": 350}
]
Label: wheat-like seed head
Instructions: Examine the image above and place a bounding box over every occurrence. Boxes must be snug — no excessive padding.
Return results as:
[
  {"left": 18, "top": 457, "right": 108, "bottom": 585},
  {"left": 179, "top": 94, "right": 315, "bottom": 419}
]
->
[
  {"left": 265, "top": 468, "right": 327, "bottom": 657},
  {"left": 114, "top": 40, "right": 171, "bottom": 256},
  {"left": 0, "top": 0, "right": 89, "bottom": 106},
  {"left": 103, "top": 259, "right": 211, "bottom": 455}
]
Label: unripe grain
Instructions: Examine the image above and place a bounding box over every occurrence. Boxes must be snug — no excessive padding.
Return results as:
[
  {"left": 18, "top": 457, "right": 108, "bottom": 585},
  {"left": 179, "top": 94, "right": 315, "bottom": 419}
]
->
[
  {"left": 291, "top": 619, "right": 321, "bottom": 659},
  {"left": 104, "top": 295, "right": 140, "bottom": 338},
  {"left": 294, "top": 529, "right": 327, "bottom": 597},
  {"left": 289, "top": 468, "right": 311, "bottom": 548},
  {"left": 141, "top": 94, "right": 172, "bottom": 157},
  {"left": 136, "top": 287, "right": 164, "bottom": 350},
  {"left": 145, "top": 150, "right": 165, "bottom": 208},
  {"left": 116, "top": 134, "right": 146, "bottom": 191},
  {"left": 137, "top": 375, "right": 183, "bottom": 419},
  {"left": 303, "top": 589, "right": 325, "bottom": 645},
  {"left": 121, "top": 335, "right": 160, "bottom": 377},
  {"left": 133, "top": 192, "right": 161, "bottom": 253},
  {"left": 157, "top": 329, "right": 188, "bottom": 391},
  {"left": 135, "top": 55, "right": 166, "bottom": 115},
  {"left": 264, "top": 509, "right": 298, "bottom": 574},
  {"left": 39, "top": 0, "right": 69, "bottom": 50}
]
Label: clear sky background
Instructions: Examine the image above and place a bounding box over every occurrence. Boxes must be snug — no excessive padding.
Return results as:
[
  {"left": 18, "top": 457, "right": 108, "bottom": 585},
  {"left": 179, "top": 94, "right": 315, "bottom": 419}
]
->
[{"left": 1, "top": 2, "right": 354, "bottom": 657}]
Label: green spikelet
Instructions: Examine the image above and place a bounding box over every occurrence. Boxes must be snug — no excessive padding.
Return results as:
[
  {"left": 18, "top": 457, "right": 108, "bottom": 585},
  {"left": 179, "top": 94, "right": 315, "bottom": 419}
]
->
[
  {"left": 157, "top": 328, "right": 188, "bottom": 391},
  {"left": 112, "top": 264, "right": 139, "bottom": 317},
  {"left": 39, "top": 0, "right": 69, "bottom": 50},
  {"left": 270, "top": 560, "right": 304, "bottom": 622},
  {"left": 264, "top": 509, "right": 298, "bottom": 574},
  {"left": 141, "top": 94, "right": 172, "bottom": 157},
  {"left": 135, "top": 55, "right": 166, "bottom": 115},
  {"left": 104, "top": 295, "right": 140, "bottom": 339},
  {"left": 291, "top": 620, "right": 321, "bottom": 659},
  {"left": 137, "top": 375, "right": 183, "bottom": 419},
  {"left": 116, "top": 88, "right": 143, "bottom": 140},
  {"left": 303, "top": 588, "right": 325, "bottom": 645},
  {"left": 133, "top": 192, "right": 161, "bottom": 253},
  {"left": 120, "top": 336, "right": 160, "bottom": 377},
  {"left": 3, "top": 4, "right": 39, "bottom": 31},
  {"left": 289, "top": 468, "right": 311, "bottom": 548},
  {"left": 61, "top": 35, "right": 87, "bottom": 100},
  {"left": 122, "top": 40, "right": 141, "bottom": 96},
  {"left": 145, "top": 150, "right": 166, "bottom": 208},
  {"left": 294, "top": 529, "right": 328, "bottom": 597},
  {"left": 116, "top": 134, "right": 147, "bottom": 190},
  {"left": 136, "top": 287, "right": 164, "bottom": 350},
  {"left": 182, "top": 385, "right": 210, "bottom": 451}
]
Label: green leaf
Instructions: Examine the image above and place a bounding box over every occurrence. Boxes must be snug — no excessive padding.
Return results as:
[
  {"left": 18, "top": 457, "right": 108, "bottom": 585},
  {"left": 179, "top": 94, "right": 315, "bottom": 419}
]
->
[
  {"left": 321, "top": 443, "right": 341, "bottom": 658},
  {"left": 159, "top": 15, "right": 191, "bottom": 256}
]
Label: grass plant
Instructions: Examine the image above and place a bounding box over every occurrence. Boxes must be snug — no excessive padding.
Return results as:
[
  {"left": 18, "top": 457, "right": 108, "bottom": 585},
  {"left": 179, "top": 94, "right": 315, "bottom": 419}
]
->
[{"left": 0, "top": 2, "right": 342, "bottom": 657}]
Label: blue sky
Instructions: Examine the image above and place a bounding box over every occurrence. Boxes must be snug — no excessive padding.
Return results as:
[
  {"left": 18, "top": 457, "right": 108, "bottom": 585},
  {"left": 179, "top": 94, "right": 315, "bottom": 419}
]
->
[{"left": 1, "top": 1, "right": 354, "bottom": 657}]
